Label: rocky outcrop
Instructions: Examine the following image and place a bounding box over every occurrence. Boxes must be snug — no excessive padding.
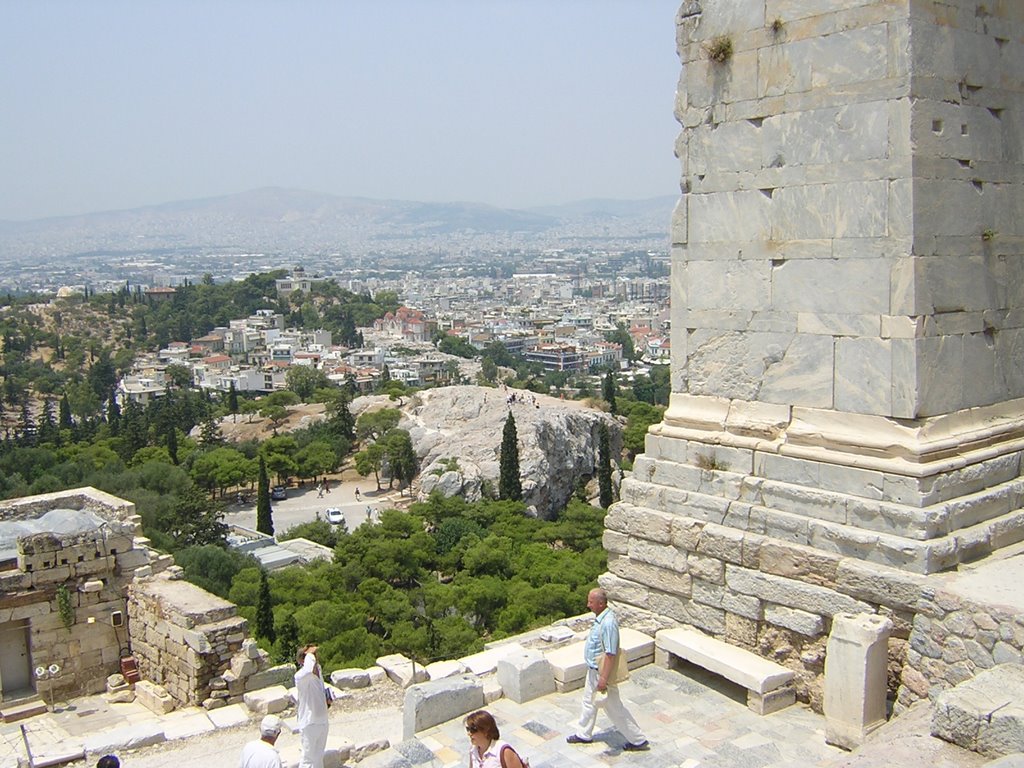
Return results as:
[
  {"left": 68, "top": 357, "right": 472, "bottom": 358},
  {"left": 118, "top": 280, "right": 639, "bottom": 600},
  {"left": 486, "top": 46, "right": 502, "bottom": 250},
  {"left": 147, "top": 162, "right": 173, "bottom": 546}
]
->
[{"left": 401, "top": 385, "right": 620, "bottom": 518}]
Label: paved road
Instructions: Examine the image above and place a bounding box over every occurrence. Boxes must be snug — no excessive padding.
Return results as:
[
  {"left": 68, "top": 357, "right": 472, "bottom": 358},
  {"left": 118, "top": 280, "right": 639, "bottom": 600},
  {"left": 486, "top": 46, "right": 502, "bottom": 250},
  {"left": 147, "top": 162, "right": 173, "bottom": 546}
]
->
[{"left": 223, "top": 475, "right": 401, "bottom": 535}]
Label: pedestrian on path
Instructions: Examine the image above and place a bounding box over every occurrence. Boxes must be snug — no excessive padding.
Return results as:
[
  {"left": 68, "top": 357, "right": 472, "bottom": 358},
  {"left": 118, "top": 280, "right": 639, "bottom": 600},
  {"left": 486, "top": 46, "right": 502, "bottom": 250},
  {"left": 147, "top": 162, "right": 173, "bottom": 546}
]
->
[
  {"left": 324, "top": 478, "right": 331, "bottom": 493},
  {"left": 239, "top": 715, "right": 284, "bottom": 768},
  {"left": 355, "top": 487, "right": 361, "bottom": 501},
  {"left": 295, "top": 645, "right": 330, "bottom": 768},
  {"left": 97, "top": 757, "right": 120, "bottom": 768},
  {"left": 465, "top": 710, "right": 527, "bottom": 768},
  {"left": 566, "top": 588, "right": 648, "bottom": 751},
  {"left": 317, "top": 482, "right": 324, "bottom": 498}
]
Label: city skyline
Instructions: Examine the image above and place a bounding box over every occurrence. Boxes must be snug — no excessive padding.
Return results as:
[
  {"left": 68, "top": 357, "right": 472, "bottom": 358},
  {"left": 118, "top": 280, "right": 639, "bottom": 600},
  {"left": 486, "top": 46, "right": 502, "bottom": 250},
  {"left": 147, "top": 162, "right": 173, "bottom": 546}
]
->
[{"left": 0, "top": 0, "right": 682, "bottom": 222}]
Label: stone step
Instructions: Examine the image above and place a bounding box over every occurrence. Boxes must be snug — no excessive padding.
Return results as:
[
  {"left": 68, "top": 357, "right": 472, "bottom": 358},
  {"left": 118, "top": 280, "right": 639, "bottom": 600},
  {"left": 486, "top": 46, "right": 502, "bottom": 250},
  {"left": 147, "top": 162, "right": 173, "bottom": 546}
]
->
[{"left": 0, "top": 696, "right": 47, "bottom": 723}]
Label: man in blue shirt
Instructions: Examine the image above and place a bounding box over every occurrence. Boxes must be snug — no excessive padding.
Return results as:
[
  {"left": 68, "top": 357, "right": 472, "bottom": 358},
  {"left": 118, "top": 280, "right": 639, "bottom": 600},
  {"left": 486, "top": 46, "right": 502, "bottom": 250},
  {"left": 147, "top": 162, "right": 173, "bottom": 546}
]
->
[{"left": 566, "top": 588, "right": 649, "bottom": 751}]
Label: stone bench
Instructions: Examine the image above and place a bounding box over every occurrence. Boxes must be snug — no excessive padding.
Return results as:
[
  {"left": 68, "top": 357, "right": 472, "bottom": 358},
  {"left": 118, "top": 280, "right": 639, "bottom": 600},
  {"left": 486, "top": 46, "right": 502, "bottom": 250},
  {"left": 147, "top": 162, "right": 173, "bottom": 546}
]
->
[
  {"left": 655, "top": 628, "right": 795, "bottom": 715},
  {"left": 546, "top": 627, "right": 655, "bottom": 692}
]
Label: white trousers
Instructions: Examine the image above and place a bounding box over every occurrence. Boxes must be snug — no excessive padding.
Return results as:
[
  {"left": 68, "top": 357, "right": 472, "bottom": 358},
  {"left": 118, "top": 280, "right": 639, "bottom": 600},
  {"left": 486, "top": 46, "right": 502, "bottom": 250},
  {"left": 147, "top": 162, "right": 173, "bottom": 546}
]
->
[
  {"left": 574, "top": 667, "right": 645, "bottom": 744},
  {"left": 299, "top": 722, "right": 329, "bottom": 768}
]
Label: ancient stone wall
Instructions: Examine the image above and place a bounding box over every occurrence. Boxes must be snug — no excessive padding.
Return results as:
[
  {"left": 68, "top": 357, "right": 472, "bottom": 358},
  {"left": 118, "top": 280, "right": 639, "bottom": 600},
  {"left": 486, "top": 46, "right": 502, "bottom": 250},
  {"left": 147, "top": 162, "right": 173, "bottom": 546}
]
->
[
  {"left": 605, "top": 0, "right": 1024, "bottom": 711},
  {"left": 8, "top": 516, "right": 146, "bottom": 700},
  {"left": 127, "top": 576, "right": 249, "bottom": 706},
  {"left": 602, "top": 492, "right": 929, "bottom": 708},
  {"left": 897, "top": 586, "right": 1024, "bottom": 714},
  {"left": 670, "top": 0, "right": 1024, "bottom": 419}
]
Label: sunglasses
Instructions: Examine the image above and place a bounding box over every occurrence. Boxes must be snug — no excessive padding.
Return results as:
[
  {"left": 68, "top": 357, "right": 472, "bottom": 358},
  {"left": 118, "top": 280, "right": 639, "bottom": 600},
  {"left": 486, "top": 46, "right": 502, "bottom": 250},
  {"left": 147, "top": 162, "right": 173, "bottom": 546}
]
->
[{"left": 466, "top": 727, "right": 478, "bottom": 734}]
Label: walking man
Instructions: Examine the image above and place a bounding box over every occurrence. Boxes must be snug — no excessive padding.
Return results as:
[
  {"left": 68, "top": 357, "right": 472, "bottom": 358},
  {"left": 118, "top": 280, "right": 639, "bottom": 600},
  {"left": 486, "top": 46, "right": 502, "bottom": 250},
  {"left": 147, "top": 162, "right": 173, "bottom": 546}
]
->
[
  {"left": 295, "top": 645, "right": 330, "bottom": 768},
  {"left": 566, "top": 588, "right": 648, "bottom": 751},
  {"left": 239, "top": 715, "right": 284, "bottom": 768}
]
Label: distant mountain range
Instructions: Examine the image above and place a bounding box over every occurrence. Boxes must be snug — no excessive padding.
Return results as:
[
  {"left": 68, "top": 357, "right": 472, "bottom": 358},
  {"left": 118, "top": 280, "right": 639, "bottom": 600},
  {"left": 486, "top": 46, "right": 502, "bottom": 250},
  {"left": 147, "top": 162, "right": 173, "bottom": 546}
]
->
[{"left": 0, "top": 187, "right": 677, "bottom": 261}]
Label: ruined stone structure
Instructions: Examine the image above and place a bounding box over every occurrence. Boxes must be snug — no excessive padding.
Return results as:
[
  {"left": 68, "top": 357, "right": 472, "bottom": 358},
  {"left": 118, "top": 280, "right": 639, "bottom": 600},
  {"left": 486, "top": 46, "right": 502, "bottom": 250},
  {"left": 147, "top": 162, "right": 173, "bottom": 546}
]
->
[
  {"left": 0, "top": 487, "right": 287, "bottom": 712},
  {"left": 603, "top": 0, "right": 1024, "bottom": 710},
  {"left": 0, "top": 488, "right": 155, "bottom": 703},
  {"left": 128, "top": 577, "right": 292, "bottom": 708}
]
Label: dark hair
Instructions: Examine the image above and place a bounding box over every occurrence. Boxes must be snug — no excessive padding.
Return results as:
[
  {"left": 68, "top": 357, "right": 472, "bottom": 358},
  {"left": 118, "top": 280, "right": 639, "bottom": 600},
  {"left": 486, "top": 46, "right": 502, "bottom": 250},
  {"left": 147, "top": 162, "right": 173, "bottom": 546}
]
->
[
  {"left": 97, "top": 757, "right": 120, "bottom": 768},
  {"left": 296, "top": 645, "right": 315, "bottom": 668},
  {"left": 465, "top": 710, "right": 500, "bottom": 741}
]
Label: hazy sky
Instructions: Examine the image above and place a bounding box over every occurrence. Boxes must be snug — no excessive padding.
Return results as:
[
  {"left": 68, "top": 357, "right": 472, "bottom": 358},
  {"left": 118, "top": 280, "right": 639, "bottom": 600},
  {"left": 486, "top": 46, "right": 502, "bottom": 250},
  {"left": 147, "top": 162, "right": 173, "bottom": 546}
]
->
[{"left": 0, "top": 1, "right": 682, "bottom": 222}]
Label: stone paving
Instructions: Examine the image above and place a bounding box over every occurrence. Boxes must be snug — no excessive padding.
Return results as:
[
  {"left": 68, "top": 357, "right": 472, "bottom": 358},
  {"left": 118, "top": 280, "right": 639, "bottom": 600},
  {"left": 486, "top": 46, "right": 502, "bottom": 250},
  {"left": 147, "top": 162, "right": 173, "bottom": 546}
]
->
[
  {"left": 406, "top": 665, "right": 846, "bottom": 768},
  {"left": 0, "top": 665, "right": 848, "bottom": 768}
]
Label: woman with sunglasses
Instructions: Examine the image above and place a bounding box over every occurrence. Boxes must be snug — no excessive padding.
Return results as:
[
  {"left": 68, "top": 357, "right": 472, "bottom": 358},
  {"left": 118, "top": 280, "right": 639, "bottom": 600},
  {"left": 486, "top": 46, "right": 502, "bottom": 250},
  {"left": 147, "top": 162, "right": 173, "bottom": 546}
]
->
[{"left": 465, "top": 710, "right": 527, "bottom": 768}]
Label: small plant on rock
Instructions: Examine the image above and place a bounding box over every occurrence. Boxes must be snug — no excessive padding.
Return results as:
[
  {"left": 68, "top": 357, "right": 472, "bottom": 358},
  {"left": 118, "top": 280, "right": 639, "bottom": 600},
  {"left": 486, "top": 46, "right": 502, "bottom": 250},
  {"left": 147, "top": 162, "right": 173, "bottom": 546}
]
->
[
  {"left": 770, "top": 17, "right": 784, "bottom": 34},
  {"left": 982, "top": 228, "right": 997, "bottom": 241},
  {"left": 56, "top": 584, "right": 75, "bottom": 629},
  {"left": 696, "top": 453, "right": 727, "bottom": 472},
  {"left": 706, "top": 35, "right": 733, "bottom": 63}
]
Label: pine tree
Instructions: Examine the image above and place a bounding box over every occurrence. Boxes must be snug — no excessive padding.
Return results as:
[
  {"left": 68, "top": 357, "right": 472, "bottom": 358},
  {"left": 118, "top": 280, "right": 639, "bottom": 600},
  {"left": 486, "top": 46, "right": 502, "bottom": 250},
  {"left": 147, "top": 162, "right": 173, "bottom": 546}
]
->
[
  {"left": 499, "top": 411, "right": 522, "bottom": 501},
  {"left": 603, "top": 371, "right": 618, "bottom": 415},
  {"left": 199, "top": 415, "right": 223, "bottom": 447},
  {"left": 256, "top": 456, "right": 274, "bottom": 536},
  {"left": 255, "top": 569, "right": 276, "bottom": 643},
  {"left": 598, "top": 422, "right": 613, "bottom": 509}
]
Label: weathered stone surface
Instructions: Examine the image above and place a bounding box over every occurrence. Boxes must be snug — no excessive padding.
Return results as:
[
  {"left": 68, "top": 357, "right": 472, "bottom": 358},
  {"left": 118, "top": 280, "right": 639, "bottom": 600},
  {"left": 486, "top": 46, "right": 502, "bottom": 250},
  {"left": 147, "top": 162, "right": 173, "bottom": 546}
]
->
[
  {"left": 243, "top": 684, "right": 290, "bottom": 715},
  {"left": 408, "top": 386, "right": 621, "bottom": 518},
  {"left": 423, "top": 660, "right": 464, "bottom": 681},
  {"left": 765, "top": 604, "right": 824, "bottom": 636},
  {"left": 331, "top": 668, "right": 371, "bottom": 689},
  {"left": 836, "top": 558, "right": 925, "bottom": 612},
  {"left": 376, "top": 654, "right": 429, "bottom": 688},
  {"left": 459, "top": 643, "right": 524, "bottom": 677},
  {"left": 496, "top": 649, "right": 555, "bottom": 704},
  {"left": 403, "top": 675, "right": 483, "bottom": 739},
  {"left": 932, "top": 664, "right": 1024, "bottom": 758},
  {"left": 135, "top": 680, "right": 176, "bottom": 714},
  {"left": 84, "top": 722, "right": 165, "bottom": 753},
  {"left": 824, "top": 613, "right": 893, "bottom": 750},
  {"left": 206, "top": 702, "right": 250, "bottom": 727},
  {"left": 245, "top": 664, "right": 296, "bottom": 692},
  {"left": 725, "top": 564, "right": 871, "bottom": 617}
]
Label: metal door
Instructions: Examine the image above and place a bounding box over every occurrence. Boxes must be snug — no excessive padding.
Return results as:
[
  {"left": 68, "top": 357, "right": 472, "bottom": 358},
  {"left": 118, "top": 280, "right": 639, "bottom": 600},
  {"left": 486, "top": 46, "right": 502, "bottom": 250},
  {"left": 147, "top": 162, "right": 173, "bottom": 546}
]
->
[{"left": 0, "top": 620, "right": 33, "bottom": 699}]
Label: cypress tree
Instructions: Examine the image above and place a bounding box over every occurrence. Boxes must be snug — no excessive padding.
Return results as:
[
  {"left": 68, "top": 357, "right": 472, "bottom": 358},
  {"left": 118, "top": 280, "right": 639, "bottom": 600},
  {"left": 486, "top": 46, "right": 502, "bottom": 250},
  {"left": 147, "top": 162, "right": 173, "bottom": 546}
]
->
[
  {"left": 256, "top": 456, "right": 274, "bottom": 536},
  {"left": 107, "top": 389, "right": 121, "bottom": 435},
  {"left": 598, "top": 422, "right": 613, "bottom": 509},
  {"left": 228, "top": 381, "right": 239, "bottom": 418},
  {"left": 255, "top": 569, "right": 276, "bottom": 643},
  {"left": 59, "top": 393, "right": 73, "bottom": 429},
  {"left": 166, "top": 425, "right": 179, "bottom": 465},
  {"left": 498, "top": 411, "right": 522, "bottom": 501},
  {"left": 603, "top": 371, "right": 618, "bottom": 415}
]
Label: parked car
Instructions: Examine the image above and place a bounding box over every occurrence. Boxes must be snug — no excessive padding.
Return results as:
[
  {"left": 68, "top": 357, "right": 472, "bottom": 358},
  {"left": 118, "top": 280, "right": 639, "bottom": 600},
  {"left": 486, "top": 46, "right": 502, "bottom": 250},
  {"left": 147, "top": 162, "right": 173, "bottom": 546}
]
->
[
  {"left": 325, "top": 507, "right": 345, "bottom": 525},
  {"left": 271, "top": 485, "right": 287, "bottom": 500}
]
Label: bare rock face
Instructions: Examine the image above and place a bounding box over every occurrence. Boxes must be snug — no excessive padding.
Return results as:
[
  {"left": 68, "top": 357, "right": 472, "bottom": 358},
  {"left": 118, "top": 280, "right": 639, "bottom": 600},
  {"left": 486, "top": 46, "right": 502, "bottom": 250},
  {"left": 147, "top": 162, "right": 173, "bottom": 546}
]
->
[{"left": 402, "top": 385, "right": 620, "bottom": 519}]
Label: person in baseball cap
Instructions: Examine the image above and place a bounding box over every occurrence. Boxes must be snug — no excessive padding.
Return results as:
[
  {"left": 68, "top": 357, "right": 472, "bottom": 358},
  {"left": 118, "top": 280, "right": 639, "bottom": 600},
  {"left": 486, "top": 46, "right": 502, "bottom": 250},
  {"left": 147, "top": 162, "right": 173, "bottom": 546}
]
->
[{"left": 240, "top": 714, "right": 284, "bottom": 768}]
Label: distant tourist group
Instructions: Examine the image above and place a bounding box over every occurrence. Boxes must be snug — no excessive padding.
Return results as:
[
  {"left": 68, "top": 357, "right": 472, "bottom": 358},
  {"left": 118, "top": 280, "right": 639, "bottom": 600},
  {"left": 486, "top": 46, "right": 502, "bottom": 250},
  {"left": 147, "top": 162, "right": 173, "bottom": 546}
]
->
[{"left": 236, "top": 586, "right": 646, "bottom": 768}]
